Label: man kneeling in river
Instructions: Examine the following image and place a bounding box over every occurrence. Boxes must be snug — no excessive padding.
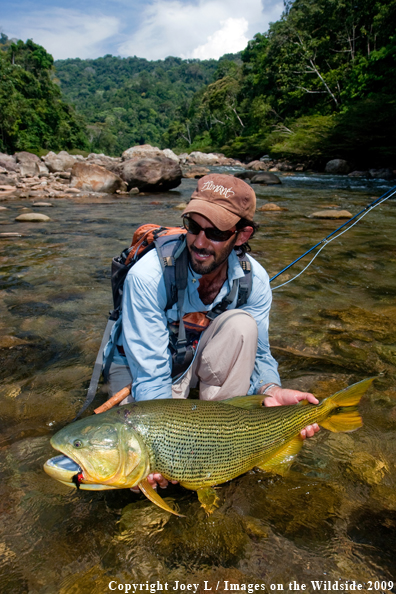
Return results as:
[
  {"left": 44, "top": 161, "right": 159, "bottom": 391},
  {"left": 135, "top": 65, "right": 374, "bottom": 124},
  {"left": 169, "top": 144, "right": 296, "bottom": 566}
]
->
[{"left": 103, "top": 173, "right": 319, "bottom": 489}]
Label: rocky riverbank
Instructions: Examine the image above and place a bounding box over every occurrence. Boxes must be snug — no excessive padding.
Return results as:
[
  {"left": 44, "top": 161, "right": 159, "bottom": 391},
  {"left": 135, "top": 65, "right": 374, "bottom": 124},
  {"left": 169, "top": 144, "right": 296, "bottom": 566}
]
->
[{"left": 0, "top": 146, "right": 394, "bottom": 202}]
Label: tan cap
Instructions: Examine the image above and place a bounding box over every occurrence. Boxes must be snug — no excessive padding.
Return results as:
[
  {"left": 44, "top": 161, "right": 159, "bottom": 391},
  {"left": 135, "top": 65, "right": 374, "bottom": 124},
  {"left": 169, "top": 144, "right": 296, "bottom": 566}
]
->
[{"left": 182, "top": 174, "right": 256, "bottom": 231}]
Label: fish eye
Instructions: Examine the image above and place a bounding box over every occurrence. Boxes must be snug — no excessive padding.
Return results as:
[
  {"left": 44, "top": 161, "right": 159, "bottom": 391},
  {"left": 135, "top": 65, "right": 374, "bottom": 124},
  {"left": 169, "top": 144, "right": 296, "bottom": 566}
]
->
[{"left": 73, "top": 440, "right": 83, "bottom": 448}]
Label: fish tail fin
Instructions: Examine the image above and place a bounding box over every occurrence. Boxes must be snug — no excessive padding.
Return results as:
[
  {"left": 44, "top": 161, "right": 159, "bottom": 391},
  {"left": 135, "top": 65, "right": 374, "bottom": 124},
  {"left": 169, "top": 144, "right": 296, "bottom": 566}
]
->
[
  {"left": 320, "top": 409, "right": 363, "bottom": 433},
  {"left": 320, "top": 377, "right": 375, "bottom": 433}
]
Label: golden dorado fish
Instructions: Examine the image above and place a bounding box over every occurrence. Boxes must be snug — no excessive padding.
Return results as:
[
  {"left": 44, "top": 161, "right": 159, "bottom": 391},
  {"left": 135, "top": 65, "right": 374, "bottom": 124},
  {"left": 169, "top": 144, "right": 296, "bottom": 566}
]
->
[{"left": 44, "top": 378, "right": 374, "bottom": 516}]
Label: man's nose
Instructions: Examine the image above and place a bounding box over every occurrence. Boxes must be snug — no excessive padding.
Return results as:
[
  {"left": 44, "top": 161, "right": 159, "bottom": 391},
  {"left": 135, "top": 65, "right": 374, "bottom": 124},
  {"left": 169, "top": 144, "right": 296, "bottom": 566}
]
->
[{"left": 193, "top": 230, "right": 211, "bottom": 249}]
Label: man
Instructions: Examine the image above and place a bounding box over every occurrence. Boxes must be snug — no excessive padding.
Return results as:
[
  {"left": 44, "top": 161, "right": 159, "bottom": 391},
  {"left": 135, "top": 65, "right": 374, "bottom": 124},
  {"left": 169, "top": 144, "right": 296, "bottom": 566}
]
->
[{"left": 104, "top": 173, "right": 319, "bottom": 489}]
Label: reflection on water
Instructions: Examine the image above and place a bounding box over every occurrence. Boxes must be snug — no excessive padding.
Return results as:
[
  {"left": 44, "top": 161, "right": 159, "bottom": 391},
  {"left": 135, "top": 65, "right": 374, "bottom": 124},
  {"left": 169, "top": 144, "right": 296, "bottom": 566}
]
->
[{"left": 1, "top": 174, "right": 396, "bottom": 592}]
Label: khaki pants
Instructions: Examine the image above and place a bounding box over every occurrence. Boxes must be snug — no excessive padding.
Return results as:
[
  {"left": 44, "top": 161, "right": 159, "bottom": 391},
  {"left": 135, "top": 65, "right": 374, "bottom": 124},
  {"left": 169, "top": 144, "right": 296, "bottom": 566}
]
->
[
  {"left": 172, "top": 309, "right": 258, "bottom": 400},
  {"left": 107, "top": 309, "right": 258, "bottom": 402}
]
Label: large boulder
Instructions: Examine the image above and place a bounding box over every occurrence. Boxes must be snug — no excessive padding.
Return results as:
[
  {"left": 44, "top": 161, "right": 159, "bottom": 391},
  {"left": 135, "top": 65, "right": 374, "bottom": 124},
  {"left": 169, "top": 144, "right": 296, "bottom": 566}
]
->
[
  {"left": 42, "top": 151, "right": 76, "bottom": 173},
  {"left": 251, "top": 172, "right": 281, "bottom": 185},
  {"left": 245, "top": 160, "right": 269, "bottom": 171},
  {"left": 121, "top": 157, "right": 182, "bottom": 191},
  {"left": 234, "top": 170, "right": 258, "bottom": 180},
  {"left": 70, "top": 162, "right": 126, "bottom": 193},
  {"left": 0, "top": 153, "right": 19, "bottom": 173},
  {"left": 188, "top": 151, "right": 220, "bottom": 166},
  {"left": 325, "top": 159, "right": 350, "bottom": 174},
  {"left": 182, "top": 166, "right": 211, "bottom": 179},
  {"left": 122, "top": 144, "right": 164, "bottom": 161},
  {"left": 15, "top": 151, "right": 41, "bottom": 176},
  {"left": 86, "top": 153, "right": 122, "bottom": 172},
  {"left": 162, "top": 148, "right": 179, "bottom": 162},
  {"left": 369, "top": 168, "right": 394, "bottom": 180}
]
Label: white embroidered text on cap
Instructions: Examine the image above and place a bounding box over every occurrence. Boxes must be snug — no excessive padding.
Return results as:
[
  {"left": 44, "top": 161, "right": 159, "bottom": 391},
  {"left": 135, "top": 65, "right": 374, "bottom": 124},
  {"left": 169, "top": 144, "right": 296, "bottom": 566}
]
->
[{"left": 201, "top": 180, "right": 235, "bottom": 199}]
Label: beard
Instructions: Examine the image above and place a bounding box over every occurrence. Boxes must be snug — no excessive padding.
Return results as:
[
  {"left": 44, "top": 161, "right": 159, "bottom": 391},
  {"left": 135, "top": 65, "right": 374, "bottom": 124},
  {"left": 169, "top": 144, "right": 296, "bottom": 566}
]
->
[{"left": 188, "top": 237, "right": 236, "bottom": 276}]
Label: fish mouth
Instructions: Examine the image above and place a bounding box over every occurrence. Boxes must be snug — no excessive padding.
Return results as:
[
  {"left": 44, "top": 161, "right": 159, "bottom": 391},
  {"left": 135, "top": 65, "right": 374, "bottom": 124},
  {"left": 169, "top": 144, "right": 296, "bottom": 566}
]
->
[{"left": 43, "top": 454, "right": 117, "bottom": 491}]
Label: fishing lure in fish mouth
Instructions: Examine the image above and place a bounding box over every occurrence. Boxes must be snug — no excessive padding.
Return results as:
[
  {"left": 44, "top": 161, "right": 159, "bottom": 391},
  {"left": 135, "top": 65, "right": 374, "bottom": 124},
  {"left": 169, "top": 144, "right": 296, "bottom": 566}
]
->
[
  {"left": 44, "top": 378, "right": 375, "bottom": 516},
  {"left": 270, "top": 186, "right": 396, "bottom": 290}
]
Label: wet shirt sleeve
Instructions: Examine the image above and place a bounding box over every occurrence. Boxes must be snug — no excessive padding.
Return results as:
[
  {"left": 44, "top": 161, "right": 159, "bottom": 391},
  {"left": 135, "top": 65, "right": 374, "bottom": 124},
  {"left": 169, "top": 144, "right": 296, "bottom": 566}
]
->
[
  {"left": 241, "top": 259, "right": 281, "bottom": 393},
  {"left": 121, "top": 265, "right": 173, "bottom": 401}
]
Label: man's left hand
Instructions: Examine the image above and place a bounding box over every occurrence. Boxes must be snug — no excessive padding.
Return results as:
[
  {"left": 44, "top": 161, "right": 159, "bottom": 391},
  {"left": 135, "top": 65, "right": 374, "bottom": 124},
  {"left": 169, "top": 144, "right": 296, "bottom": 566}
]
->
[{"left": 260, "top": 385, "right": 320, "bottom": 440}]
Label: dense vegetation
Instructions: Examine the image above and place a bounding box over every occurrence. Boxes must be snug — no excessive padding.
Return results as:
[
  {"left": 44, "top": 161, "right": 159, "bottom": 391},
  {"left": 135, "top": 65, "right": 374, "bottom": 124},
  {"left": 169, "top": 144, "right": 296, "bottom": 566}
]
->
[
  {"left": 54, "top": 54, "right": 229, "bottom": 156},
  {"left": 0, "top": 36, "right": 88, "bottom": 155},
  {"left": 1, "top": 0, "right": 395, "bottom": 166},
  {"left": 168, "top": 0, "right": 396, "bottom": 166}
]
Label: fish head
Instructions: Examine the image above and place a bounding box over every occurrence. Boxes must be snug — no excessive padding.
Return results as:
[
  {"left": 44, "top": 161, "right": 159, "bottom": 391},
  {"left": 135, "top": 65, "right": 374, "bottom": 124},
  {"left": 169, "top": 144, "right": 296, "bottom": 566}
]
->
[{"left": 44, "top": 413, "right": 150, "bottom": 490}]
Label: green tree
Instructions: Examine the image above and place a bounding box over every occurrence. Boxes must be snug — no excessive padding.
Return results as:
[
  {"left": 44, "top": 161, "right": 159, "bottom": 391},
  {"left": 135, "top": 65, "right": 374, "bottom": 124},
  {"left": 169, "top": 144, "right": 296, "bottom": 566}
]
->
[{"left": 0, "top": 39, "right": 88, "bottom": 154}]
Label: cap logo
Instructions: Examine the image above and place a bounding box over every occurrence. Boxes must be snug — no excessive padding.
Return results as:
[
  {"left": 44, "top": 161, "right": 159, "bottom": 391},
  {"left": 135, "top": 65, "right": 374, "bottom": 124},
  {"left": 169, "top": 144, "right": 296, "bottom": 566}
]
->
[{"left": 201, "top": 180, "right": 235, "bottom": 199}]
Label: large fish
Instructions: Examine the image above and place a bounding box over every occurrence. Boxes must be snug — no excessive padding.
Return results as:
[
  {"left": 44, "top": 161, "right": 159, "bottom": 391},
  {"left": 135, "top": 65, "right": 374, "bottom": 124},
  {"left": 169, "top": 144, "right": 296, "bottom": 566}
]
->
[{"left": 44, "top": 378, "right": 373, "bottom": 516}]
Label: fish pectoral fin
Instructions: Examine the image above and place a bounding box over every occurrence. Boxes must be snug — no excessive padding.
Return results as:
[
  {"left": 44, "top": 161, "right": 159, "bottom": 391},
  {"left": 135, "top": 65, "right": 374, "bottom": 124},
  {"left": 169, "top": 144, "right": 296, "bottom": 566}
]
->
[
  {"left": 196, "top": 486, "right": 221, "bottom": 515},
  {"left": 255, "top": 435, "right": 304, "bottom": 476},
  {"left": 138, "top": 479, "right": 185, "bottom": 517},
  {"left": 222, "top": 395, "right": 265, "bottom": 410}
]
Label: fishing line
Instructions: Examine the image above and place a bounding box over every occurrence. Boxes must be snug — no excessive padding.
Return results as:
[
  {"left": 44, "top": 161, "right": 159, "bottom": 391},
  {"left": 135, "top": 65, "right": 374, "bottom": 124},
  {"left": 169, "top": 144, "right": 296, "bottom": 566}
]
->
[{"left": 270, "top": 186, "right": 396, "bottom": 290}]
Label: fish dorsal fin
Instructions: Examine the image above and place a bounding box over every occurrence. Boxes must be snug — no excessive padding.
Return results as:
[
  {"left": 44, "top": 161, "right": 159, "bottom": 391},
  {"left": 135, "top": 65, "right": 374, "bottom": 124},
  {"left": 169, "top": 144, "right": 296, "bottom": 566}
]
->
[
  {"left": 138, "top": 479, "right": 185, "bottom": 517},
  {"left": 222, "top": 395, "right": 266, "bottom": 410},
  {"left": 255, "top": 435, "right": 304, "bottom": 476}
]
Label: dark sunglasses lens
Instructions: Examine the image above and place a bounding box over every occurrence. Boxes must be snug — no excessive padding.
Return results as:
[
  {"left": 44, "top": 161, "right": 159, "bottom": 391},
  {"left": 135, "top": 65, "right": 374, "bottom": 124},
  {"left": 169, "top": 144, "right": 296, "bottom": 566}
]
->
[{"left": 183, "top": 217, "right": 234, "bottom": 242}]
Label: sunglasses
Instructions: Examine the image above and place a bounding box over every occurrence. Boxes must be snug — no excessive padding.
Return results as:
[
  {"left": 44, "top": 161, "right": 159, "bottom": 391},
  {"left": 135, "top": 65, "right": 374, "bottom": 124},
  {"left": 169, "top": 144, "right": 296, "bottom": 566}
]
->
[{"left": 183, "top": 216, "right": 237, "bottom": 242}]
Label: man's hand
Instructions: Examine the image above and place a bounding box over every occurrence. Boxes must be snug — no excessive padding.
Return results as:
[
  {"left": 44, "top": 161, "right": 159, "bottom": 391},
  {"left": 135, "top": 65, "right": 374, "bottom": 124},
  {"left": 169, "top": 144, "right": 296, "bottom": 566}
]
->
[
  {"left": 130, "top": 472, "right": 178, "bottom": 493},
  {"left": 260, "top": 385, "right": 320, "bottom": 440}
]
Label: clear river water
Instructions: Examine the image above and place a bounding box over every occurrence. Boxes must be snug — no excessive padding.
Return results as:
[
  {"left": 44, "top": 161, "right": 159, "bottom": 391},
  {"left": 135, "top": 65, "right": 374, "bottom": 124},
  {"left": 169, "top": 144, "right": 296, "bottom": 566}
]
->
[{"left": 1, "top": 171, "right": 396, "bottom": 594}]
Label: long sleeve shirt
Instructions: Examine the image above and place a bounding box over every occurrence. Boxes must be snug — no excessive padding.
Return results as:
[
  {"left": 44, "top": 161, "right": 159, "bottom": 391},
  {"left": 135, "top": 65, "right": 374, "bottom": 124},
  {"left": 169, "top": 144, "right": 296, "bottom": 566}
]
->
[{"left": 103, "top": 244, "right": 280, "bottom": 401}]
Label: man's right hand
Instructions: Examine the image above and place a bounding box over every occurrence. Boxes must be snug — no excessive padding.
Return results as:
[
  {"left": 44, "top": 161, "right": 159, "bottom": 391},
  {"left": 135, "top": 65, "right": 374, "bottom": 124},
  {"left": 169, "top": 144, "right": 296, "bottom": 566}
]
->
[{"left": 130, "top": 472, "right": 178, "bottom": 493}]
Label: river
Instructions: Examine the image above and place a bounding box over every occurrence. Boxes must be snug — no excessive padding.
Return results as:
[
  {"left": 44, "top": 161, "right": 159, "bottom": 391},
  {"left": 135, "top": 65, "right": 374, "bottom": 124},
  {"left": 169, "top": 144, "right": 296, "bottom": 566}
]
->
[{"left": 1, "top": 171, "right": 396, "bottom": 593}]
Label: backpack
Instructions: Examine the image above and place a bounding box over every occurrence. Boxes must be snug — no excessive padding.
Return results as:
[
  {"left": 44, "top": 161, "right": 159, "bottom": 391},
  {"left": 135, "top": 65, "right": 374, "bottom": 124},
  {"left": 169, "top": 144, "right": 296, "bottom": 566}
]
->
[{"left": 74, "top": 224, "right": 253, "bottom": 419}]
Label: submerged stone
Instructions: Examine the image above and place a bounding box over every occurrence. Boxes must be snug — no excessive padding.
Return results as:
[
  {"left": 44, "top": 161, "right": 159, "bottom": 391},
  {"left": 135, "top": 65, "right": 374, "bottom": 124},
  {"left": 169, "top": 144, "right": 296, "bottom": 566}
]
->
[
  {"left": 15, "top": 213, "right": 51, "bottom": 222},
  {"left": 308, "top": 210, "right": 352, "bottom": 219}
]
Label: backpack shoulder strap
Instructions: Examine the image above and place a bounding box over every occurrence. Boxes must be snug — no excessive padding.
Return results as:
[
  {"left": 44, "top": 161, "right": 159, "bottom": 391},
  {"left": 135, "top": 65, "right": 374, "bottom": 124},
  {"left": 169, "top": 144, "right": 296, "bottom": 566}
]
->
[
  {"left": 236, "top": 255, "right": 252, "bottom": 308},
  {"left": 155, "top": 233, "right": 188, "bottom": 309}
]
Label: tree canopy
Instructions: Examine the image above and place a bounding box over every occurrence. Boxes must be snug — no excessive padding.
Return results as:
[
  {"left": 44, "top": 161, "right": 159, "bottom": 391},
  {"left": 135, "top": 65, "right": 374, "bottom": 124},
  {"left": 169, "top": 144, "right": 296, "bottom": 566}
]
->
[
  {"left": 0, "top": 36, "right": 88, "bottom": 155},
  {"left": 1, "top": 0, "right": 395, "bottom": 167}
]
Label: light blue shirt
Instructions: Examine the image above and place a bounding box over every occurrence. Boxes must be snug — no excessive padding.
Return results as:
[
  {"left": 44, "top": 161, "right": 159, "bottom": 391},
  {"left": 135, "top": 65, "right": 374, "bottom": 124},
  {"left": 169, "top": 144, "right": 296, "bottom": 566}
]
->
[{"left": 104, "top": 243, "right": 281, "bottom": 401}]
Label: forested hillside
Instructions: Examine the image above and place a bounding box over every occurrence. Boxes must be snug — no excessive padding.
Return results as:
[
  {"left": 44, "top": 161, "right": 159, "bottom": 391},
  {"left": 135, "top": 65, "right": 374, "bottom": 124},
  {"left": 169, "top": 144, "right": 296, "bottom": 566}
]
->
[
  {"left": 167, "top": 0, "right": 396, "bottom": 166},
  {"left": 0, "top": 36, "right": 88, "bottom": 155},
  {"left": 55, "top": 55, "right": 235, "bottom": 156},
  {"left": 1, "top": 0, "right": 395, "bottom": 166}
]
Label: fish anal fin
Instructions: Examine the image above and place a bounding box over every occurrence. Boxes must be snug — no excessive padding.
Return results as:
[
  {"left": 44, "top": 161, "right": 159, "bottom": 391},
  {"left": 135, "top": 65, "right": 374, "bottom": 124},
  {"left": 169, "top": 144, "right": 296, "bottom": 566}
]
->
[
  {"left": 222, "top": 395, "right": 265, "bottom": 410},
  {"left": 256, "top": 435, "right": 304, "bottom": 476},
  {"left": 321, "top": 409, "right": 362, "bottom": 433},
  {"left": 196, "top": 486, "right": 221, "bottom": 515},
  {"left": 138, "top": 479, "right": 185, "bottom": 517}
]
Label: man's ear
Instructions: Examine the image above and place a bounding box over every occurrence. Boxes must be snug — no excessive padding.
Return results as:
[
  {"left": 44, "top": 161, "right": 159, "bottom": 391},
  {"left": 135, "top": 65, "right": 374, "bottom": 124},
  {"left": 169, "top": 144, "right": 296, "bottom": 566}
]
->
[{"left": 235, "top": 226, "right": 254, "bottom": 246}]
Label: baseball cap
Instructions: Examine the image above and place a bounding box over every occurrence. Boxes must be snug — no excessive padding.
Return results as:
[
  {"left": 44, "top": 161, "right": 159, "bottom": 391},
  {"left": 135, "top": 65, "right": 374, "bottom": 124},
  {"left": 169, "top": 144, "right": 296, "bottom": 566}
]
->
[{"left": 182, "top": 173, "right": 256, "bottom": 231}]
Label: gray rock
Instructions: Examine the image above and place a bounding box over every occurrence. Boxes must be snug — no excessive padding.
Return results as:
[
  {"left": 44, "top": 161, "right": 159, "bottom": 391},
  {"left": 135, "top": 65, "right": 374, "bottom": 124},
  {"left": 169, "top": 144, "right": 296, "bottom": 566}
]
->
[
  {"left": 348, "top": 171, "right": 369, "bottom": 177},
  {"left": 42, "top": 151, "right": 76, "bottom": 173},
  {"left": 0, "top": 175, "right": 16, "bottom": 186},
  {"left": 70, "top": 162, "right": 126, "bottom": 193},
  {"left": 369, "top": 168, "right": 394, "bottom": 180},
  {"left": 15, "top": 213, "right": 51, "bottom": 222},
  {"left": 234, "top": 170, "right": 257, "bottom": 180},
  {"left": 0, "top": 153, "right": 19, "bottom": 173},
  {"left": 15, "top": 152, "right": 42, "bottom": 176},
  {"left": 245, "top": 160, "right": 269, "bottom": 171},
  {"left": 308, "top": 210, "right": 353, "bottom": 219},
  {"left": 15, "top": 151, "right": 41, "bottom": 164},
  {"left": 182, "top": 166, "right": 211, "bottom": 179},
  {"left": 122, "top": 144, "right": 163, "bottom": 162},
  {"left": 188, "top": 151, "right": 220, "bottom": 165},
  {"left": 162, "top": 148, "right": 179, "bottom": 162},
  {"left": 325, "top": 159, "right": 350, "bottom": 174},
  {"left": 251, "top": 172, "right": 281, "bottom": 185},
  {"left": 32, "top": 202, "right": 53, "bottom": 207},
  {"left": 121, "top": 157, "right": 182, "bottom": 192}
]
